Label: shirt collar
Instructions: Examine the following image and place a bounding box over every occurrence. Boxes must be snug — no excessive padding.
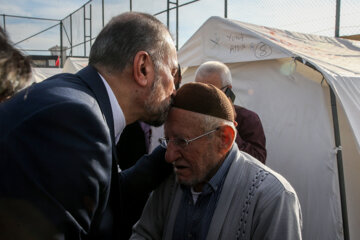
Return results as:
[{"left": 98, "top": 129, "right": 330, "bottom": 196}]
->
[
  {"left": 204, "top": 149, "right": 234, "bottom": 193},
  {"left": 181, "top": 147, "right": 234, "bottom": 194},
  {"left": 98, "top": 73, "right": 125, "bottom": 144}
]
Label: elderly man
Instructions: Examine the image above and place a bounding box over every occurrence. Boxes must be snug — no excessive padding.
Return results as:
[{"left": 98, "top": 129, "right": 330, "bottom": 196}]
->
[
  {"left": 0, "top": 12, "right": 176, "bottom": 239},
  {"left": 195, "top": 61, "right": 267, "bottom": 164},
  {"left": 131, "top": 82, "right": 302, "bottom": 240}
]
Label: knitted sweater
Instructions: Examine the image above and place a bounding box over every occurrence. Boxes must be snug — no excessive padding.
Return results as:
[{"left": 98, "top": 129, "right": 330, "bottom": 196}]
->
[{"left": 131, "top": 145, "right": 302, "bottom": 240}]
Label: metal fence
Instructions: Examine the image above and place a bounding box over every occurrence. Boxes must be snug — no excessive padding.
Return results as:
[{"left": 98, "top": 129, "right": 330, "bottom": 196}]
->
[{"left": 1, "top": 0, "right": 359, "bottom": 66}]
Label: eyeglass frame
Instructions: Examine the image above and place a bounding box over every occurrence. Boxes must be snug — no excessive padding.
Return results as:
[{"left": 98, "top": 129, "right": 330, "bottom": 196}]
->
[{"left": 159, "top": 127, "right": 220, "bottom": 149}]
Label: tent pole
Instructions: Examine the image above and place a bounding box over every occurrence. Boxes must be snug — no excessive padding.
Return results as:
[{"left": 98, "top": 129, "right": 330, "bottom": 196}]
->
[
  {"left": 224, "top": 0, "right": 228, "bottom": 18},
  {"left": 102, "top": 0, "right": 104, "bottom": 27},
  {"left": 70, "top": 14, "right": 73, "bottom": 56},
  {"left": 297, "top": 56, "right": 350, "bottom": 239},
  {"left": 335, "top": 0, "right": 341, "bottom": 37},
  {"left": 333, "top": 1, "right": 349, "bottom": 238},
  {"left": 60, "top": 21, "right": 63, "bottom": 68},
  {"left": 2, "top": 14, "right": 5, "bottom": 32},
  {"left": 167, "top": 0, "right": 170, "bottom": 29},
  {"left": 83, "top": 7, "right": 86, "bottom": 57},
  {"left": 330, "top": 87, "right": 350, "bottom": 240},
  {"left": 176, "top": 0, "right": 179, "bottom": 50}
]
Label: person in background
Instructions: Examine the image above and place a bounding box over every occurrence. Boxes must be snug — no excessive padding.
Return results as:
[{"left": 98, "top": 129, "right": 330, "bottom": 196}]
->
[
  {"left": 0, "top": 12, "right": 177, "bottom": 239},
  {"left": 195, "top": 61, "right": 267, "bottom": 164},
  {"left": 131, "top": 82, "right": 302, "bottom": 240},
  {"left": 0, "top": 26, "right": 31, "bottom": 103}
]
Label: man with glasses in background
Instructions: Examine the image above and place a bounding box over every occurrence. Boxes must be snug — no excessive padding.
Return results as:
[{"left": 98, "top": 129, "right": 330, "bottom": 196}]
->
[
  {"left": 195, "top": 61, "right": 267, "bottom": 164},
  {"left": 130, "top": 82, "right": 302, "bottom": 240}
]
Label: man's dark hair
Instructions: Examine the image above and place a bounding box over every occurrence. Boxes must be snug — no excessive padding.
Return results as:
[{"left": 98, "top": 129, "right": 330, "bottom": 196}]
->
[
  {"left": 0, "top": 27, "right": 31, "bottom": 102},
  {"left": 89, "top": 12, "right": 171, "bottom": 72}
]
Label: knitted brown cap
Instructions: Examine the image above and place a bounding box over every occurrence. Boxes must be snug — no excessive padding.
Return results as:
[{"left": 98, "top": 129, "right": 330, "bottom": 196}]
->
[{"left": 173, "top": 82, "right": 234, "bottom": 122}]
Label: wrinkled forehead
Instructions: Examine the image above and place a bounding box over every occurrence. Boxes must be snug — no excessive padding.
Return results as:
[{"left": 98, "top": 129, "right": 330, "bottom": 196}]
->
[{"left": 165, "top": 108, "right": 203, "bottom": 132}]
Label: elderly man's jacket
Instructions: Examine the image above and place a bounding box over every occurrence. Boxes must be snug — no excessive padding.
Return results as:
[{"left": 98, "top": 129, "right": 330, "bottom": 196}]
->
[{"left": 131, "top": 145, "right": 303, "bottom": 240}]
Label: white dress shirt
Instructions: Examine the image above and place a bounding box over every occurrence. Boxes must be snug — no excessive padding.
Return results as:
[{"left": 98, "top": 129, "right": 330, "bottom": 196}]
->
[{"left": 98, "top": 73, "right": 125, "bottom": 144}]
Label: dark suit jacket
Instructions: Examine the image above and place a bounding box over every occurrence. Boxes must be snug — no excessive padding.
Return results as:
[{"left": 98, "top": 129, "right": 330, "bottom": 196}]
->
[
  {"left": 0, "top": 65, "right": 171, "bottom": 239},
  {"left": 234, "top": 105, "right": 267, "bottom": 164},
  {"left": 117, "top": 121, "right": 147, "bottom": 170}
]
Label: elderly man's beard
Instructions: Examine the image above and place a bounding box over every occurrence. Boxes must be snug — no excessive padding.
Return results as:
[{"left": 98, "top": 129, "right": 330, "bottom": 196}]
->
[{"left": 143, "top": 74, "right": 173, "bottom": 127}]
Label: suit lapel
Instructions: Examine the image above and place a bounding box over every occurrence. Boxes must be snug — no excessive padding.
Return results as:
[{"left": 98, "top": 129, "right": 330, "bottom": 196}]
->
[
  {"left": 77, "top": 65, "right": 121, "bottom": 238},
  {"left": 77, "top": 65, "right": 116, "bottom": 147}
]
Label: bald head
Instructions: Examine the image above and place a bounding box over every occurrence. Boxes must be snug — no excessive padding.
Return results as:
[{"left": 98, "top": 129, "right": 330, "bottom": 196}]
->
[{"left": 195, "top": 61, "right": 232, "bottom": 88}]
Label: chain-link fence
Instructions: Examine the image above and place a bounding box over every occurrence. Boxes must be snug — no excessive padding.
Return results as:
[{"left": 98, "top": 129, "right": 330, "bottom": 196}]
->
[{"left": 1, "top": 0, "right": 359, "bottom": 64}]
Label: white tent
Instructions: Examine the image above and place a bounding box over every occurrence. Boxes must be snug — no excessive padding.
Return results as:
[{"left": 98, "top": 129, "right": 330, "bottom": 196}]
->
[
  {"left": 30, "top": 58, "right": 89, "bottom": 83},
  {"left": 178, "top": 16, "right": 360, "bottom": 240},
  {"left": 62, "top": 57, "right": 89, "bottom": 74},
  {"left": 31, "top": 67, "right": 63, "bottom": 83}
]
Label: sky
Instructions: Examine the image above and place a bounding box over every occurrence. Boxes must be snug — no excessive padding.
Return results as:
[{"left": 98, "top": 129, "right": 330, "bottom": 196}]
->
[{"left": 0, "top": 0, "right": 359, "bottom": 55}]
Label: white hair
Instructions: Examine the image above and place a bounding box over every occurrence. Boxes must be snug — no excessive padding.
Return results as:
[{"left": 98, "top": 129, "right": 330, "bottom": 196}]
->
[
  {"left": 195, "top": 61, "right": 232, "bottom": 87},
  {"left": 201, "top": 114, "right": 237, "bottom": 146}
]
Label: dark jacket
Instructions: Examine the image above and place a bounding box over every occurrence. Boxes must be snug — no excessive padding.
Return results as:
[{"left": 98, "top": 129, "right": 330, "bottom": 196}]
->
[
  {"left": 0, "top": 65, "right": 171, "bottom": 239},
  {"left": 234, "top": 105, "right": 267, "bottom": 164}
]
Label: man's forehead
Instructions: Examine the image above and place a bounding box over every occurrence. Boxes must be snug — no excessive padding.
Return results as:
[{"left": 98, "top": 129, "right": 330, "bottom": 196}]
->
[
  {"left": 166, "top": 108, "right": 191, "bottom": 123},
  {"left": 167, "top": 107, "right": 209, "bottom": 124},
  {"left": 164, "top": 108, "right": 202, "bottom": 135}
]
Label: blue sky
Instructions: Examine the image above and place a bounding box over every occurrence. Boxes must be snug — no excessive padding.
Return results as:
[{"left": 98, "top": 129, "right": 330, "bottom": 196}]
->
[
  {"left": 1, "top": 0, "right": 359, "bottom": 55},
  {"left": 0, "top": 0, "right": 85, "bottom": 18}
]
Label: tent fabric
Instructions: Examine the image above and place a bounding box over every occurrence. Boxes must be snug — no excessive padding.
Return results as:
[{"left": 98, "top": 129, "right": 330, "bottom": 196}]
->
[
  {"left": 30, "top": 57, "right": 88, "bottom": 84},
  {"left": 31, "top": 67, "right": 62, "bottom": 83},
  {"left": 178, "top": 16, "right": 360, "bottom": 152},
  {"left": 63, "top": 57, "right": 89, "bottom": 74},
  {"left": 231, "top": 60, "right": 342, "bottom": 240},
  {"left": 178, "top": 16, "right": 360, "bottom": 240}
]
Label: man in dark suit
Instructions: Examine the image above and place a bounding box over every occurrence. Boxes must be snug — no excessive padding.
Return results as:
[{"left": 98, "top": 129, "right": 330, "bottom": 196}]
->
[
  {"left": 0, "top": 12, "right": 177, "bottom": 239},
  {"left": 195, "top": 61, "right": 267, "bottom": 164}
]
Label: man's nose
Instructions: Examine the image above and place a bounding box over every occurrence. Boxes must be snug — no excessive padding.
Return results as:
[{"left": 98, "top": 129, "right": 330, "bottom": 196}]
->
[{"left": 165, "top": 142, "right": 180, "bottom": 164}]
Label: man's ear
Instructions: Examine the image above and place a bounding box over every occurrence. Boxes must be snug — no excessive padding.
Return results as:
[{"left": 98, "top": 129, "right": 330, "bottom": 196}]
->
[
  {"left": 133, "top": 51, "right": 154, "bottom": 87},
  {"left": 218, "top": 125, "right": 235, "bottom": 154}
]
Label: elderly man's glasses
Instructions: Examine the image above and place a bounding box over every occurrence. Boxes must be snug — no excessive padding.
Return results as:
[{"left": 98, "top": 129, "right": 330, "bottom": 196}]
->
[
  {"left": 221, "top": 85, "right": 236, "bottom": 103},
  {"left": 159, "top": 127, "right": 220, "bottom": 149}
]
